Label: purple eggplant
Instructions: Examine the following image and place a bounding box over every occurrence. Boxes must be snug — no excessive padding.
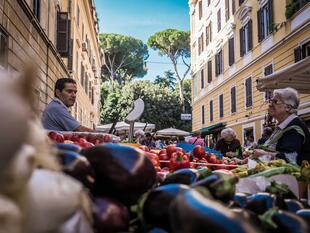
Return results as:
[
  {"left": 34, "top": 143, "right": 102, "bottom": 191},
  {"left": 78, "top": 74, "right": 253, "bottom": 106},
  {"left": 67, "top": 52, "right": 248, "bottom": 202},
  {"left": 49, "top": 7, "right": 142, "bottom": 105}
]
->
[
  {"left": 142, "top": 184, "right": 190, "bottom": 231},
  {"left": 93, "top": 197, "right": 129, "bottom": 233},
  {"left": 81, "top": 144, "right": 156, "bottom": 205},
  {"left": 284, "top": 199, "right": 304, "bottom": 213},
  {"left": 162, "top": 169, "right": 199, "bottom": 185},
  {"left": 169, "top": 189, "right": 264, "bottom": 233},
  {"left": 245, "top": 192, "right": 277, "bottom": 215},
  {"left": 272, "top": 210, "right": 309, "bottom": 233},
  {"left": 296, "top": 209, "right": 310, "bottom": 227}
]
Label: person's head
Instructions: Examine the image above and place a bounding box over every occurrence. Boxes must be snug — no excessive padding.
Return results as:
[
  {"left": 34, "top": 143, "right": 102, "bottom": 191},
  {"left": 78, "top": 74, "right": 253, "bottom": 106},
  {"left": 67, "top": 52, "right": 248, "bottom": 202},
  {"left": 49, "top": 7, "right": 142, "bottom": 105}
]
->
[
  {"left": 221, "top": 128, "right": 236, "bottom": 144},
  {"left": 134, "top": 129, "right": 145, "bottom": 138},
  {"left": 268, "top": 87, "right": 299, "bottom": 121},
  {"left": 248, "top": 135, "right": 254, "bottom": 142},
  {"left": 54, "top": 78, "right": 77, "bottom": 107},
  {"left": 145, "top": 132, "right": 152, "bottom": 140}
]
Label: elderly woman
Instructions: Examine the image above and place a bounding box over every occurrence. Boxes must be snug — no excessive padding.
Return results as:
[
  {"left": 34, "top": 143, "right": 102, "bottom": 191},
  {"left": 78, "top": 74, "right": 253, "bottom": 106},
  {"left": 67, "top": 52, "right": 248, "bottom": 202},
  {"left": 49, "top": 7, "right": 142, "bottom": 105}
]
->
[
  {"left": 253, "top": 87, "right": 310, "bottom": 165},
  {"left": 215, "top": 128, "right": 242, "bottom": 157}
]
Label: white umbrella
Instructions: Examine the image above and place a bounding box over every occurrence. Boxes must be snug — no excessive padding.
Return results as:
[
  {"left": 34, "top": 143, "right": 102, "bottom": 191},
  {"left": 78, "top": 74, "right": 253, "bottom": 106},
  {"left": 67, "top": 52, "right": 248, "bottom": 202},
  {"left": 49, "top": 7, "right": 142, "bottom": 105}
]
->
[
  {"left": 96, "top": 121, "right": 155, "bottom": 133},
  {"left": 156, "top": 128, "right": 190, "bottom": 136}
]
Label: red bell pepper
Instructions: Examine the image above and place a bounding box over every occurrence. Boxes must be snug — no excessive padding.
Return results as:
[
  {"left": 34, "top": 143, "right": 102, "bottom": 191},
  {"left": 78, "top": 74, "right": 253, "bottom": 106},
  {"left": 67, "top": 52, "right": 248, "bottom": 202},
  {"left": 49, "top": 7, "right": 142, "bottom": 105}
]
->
[{"left": 169, "top": 152, "right": 190, "bottom": 171}]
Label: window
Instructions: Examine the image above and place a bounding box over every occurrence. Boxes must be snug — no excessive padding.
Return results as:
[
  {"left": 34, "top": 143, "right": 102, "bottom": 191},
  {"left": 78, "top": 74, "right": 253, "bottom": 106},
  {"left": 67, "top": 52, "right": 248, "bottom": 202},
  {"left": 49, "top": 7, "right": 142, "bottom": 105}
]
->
[
  {"left": 206, "top": 22, "right": 212, "bottom": 47},
  {"left": 225, "top": 0, "right": 230, "bottom": 22},
  {"left": 217, "top": 9, "right": 221, "bottom": 32},
  {"left": 257, "top": 0, "right": 273, "bottom": 42},
  {"left": 245, "top": 77, "right": 253, "bottom": 108},
  {"left": 89, "top": 81, "right": 92, "bottom": 97},
  {"left": 77, "top": 5, "right": 80, "bottom": 27},
  {"left": 85, "top": 74, "right": 88, "bottom": 93},
  {"left": 91, "top": 87, "right": 95, "bottom": 105},
  {"left": 231, "top": 86, "right": 236, "bottom": 113},
  {"left": 239, "top": 0, "right": 244, "bottom": 6},
  {"left": 200, "top": 69, "right": 204, "bottom": 89},
  {"left": 56, "top": 12, "right": 70, "bottom": 57},
  {"left": 228, "top": 37, "right": 235, "bottom": 66},
  {"left": 240, "top": 19, "right": 253, "bottom": 57},
  {"left": 199, "top": 1, "right": 203, "bottom": 19},
  {"left": 33, "top": 0, "right": 41, "bottom": 21},
  {"left": 80, "top": 63, "right": 84, "bottom": 86},
  {"left": 294, "top": 40, "right": 310, "bottom": 62},
  {"left": 0, "top": 27, "right": 8, "bottom": 68},
  {"left": 207, "top": 0, "right": 211, "bottom": 6},
  {"left": 198, "top": 33, "right": 204, "bottom": 55},
  {"left": 215, "top": 49, "right": 223, "bottom": 76},
  {"left": 232, "top": 0, "right": 236, "bottom": 14},
  {"left": 264, "top": 64, "right": 273, "bottom": 100},
  {"left": 75, "top": 51, "right": 79, "bottom": 74},
  {"left": 202, "top": 105, "right": 205, "bottom": 125},
  {"left": 193, "top": 74, "right": 198, "bottom": 97},
  {"left": 208, "top": 60, "right": 212, "bottom": 83},
  {"left": 219, "top": 94, "right": 224, "bottom": 118},
  {"left": 209, "top": 100, "right": 213, "bottom": 122}
]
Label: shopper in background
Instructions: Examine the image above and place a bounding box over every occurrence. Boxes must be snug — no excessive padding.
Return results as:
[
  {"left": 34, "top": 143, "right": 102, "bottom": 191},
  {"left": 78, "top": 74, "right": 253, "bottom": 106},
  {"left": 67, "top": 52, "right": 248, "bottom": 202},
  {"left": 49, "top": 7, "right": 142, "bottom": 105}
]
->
[
  {"left": 42, "top": 78, "right": 93, "bottom": 132},
  {"left": 257, "top": 127, "right": 273, "bottom": 145},
  {"left": 141, "top": 132, "right": 156, "bottom": 148},
  {"left": 253, "top": 87, "right": 310, "bottom": 165},
  {"left": 134, "top": 129, "right": 145, "bottom": 144},
  {"left": 188, "top": 132, "right": 205, "bottom": 146},
  {"left": 215, "top": 128, "right": 242, "bottom": 158}
]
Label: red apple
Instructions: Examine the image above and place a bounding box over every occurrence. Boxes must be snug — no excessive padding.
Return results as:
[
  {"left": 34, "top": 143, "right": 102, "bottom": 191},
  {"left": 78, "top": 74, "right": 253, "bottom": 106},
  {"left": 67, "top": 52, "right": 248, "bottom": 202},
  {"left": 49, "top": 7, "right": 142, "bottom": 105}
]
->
[
  {"left": 192, "top": 145, "right": 206, "bottom": 159},
  {"left": 63, "top": 133, "right": 72, "bottom": 141}
]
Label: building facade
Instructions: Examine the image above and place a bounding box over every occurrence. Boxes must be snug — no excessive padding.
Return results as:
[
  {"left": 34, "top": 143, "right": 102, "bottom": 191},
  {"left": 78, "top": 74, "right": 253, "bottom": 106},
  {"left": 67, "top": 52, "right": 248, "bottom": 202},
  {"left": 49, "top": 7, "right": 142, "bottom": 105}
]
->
[
  {"left": 0, "top": 0, "right": 102, "bottom": 128},
  {"left": 189, "top": 0, "right": 310, "bottom": 146}
]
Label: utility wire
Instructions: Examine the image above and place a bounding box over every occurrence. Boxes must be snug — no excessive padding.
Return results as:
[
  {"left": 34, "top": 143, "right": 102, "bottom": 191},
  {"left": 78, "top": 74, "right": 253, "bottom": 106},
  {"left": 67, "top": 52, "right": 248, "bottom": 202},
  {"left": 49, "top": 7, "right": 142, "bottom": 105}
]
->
[{"left": 145, "top": 61, "right": 189, "bottom": 66}]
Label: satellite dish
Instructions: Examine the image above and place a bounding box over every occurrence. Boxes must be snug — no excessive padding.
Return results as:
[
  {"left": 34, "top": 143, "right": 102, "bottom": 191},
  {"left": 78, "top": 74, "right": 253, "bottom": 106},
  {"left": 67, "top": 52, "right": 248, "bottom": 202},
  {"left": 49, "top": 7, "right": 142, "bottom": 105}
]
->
[
  {"left": 125, "top": 98, "right": 144, "bottom": 123},
  {"left": 125, "top": 98, "right": 144, "bottom": 143}
]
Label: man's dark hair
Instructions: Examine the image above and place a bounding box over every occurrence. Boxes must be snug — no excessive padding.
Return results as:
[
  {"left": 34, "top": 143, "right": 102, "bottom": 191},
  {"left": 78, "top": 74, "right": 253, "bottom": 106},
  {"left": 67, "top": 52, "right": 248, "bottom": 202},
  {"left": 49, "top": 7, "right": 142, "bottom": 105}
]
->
[{"left": 54, "top": 78, "right": 76, "bottom": 97}]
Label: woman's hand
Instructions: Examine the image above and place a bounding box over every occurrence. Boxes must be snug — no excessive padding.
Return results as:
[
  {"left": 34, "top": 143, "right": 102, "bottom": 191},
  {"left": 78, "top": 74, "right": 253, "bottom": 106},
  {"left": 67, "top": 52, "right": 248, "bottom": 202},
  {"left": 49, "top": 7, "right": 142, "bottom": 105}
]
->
[{"left": 253, "top": 149, "right": 268, "bottom": 157}]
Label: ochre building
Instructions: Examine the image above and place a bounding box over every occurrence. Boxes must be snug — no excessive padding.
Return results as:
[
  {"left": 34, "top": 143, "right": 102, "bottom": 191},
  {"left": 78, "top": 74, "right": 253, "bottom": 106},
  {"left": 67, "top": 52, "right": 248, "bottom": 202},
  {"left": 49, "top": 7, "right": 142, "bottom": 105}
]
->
[{"left": 189, "top": 0, "right": 310, "bottom": 146}]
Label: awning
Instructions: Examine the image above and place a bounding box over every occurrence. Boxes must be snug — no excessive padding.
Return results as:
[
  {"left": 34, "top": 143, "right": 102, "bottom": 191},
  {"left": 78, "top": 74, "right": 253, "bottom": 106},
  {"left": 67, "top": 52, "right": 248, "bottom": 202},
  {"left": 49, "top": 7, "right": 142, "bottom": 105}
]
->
[
  {"left": 256, "top": 57, "right": 310, "bottom": 94},
  {"left": 200, "top": 122, "right": 226, "bottom": 135}
]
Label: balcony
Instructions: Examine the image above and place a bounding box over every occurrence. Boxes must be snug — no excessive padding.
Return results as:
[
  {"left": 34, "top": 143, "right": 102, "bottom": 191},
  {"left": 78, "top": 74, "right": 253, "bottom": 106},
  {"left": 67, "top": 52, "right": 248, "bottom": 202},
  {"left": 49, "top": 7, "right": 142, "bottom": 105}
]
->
[{"left": 285, "top": 0, "right": 309, "bottom": 20}]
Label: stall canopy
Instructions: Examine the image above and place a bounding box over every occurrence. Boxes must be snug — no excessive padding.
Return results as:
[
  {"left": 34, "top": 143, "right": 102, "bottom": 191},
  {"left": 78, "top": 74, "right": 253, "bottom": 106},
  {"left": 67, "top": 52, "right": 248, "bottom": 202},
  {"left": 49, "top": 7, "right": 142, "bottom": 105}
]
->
[
  {"left": 256, "top": 57, "right": 310, "bottom": 94},
  {"left": 96, "top": 121, "right": 155, "bottom": 133},
  {"left": 156, "top": 128, "right": 190, "bottom": 136}
]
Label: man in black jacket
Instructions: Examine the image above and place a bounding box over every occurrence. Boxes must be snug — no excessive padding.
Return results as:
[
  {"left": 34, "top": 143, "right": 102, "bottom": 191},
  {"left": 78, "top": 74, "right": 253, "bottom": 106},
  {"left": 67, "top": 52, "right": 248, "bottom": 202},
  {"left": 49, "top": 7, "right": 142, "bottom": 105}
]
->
[{"left": 253, "top": 87, "right": 310, "bottom": 165}]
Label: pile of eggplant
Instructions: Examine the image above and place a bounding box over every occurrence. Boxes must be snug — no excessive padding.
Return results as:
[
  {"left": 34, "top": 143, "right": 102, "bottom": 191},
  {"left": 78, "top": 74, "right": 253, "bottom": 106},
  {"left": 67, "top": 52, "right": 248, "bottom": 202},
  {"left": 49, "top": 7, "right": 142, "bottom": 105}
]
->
[{"left": 58, "top": 142, "right": 310, "bottom": 233}]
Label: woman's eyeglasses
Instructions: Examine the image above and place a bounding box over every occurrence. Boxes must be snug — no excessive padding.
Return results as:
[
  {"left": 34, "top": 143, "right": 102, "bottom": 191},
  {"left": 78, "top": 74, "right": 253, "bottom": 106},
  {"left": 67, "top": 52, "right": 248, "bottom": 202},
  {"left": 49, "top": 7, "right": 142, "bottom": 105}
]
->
[{"left": 268, "top": 99, "right": 285, "bottom": 105}]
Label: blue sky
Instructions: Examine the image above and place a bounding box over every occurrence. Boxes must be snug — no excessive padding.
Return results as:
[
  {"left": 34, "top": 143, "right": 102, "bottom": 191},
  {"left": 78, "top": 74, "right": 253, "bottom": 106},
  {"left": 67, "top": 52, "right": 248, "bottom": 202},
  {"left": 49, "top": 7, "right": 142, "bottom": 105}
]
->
[{"left": 94, "top": 0, "right": 190, "bottom": 80}]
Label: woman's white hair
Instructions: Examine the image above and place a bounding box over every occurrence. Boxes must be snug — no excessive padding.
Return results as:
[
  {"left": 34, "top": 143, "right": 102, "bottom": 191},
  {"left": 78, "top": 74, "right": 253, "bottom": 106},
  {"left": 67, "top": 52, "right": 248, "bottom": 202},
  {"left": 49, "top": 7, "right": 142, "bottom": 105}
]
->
[
  {"left": 274, "top": 87, "right": 299, "bottom": 114},
  {"left": 221, "top": 128, "right": 236, "bottom": 139}
]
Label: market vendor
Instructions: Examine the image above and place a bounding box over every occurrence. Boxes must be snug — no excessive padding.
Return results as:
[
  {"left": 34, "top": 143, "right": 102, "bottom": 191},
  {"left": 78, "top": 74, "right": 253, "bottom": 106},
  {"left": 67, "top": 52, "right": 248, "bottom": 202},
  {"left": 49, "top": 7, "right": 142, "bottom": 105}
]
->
[
  {"left": 253, "top": 87, "right": 310, "bottom": 165},
  {"left": 42, "top": 78, "right": 94, "bottom": 132},
  {"left": 215, "top": 128, "right": 242, "bottom": 158}
]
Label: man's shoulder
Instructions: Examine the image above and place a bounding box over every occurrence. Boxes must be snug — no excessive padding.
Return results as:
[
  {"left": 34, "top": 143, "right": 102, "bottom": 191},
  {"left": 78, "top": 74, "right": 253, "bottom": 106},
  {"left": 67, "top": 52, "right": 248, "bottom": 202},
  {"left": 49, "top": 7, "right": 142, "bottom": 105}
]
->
[{"left": 45, "top": 99, "right": 67, "bottom": 112}]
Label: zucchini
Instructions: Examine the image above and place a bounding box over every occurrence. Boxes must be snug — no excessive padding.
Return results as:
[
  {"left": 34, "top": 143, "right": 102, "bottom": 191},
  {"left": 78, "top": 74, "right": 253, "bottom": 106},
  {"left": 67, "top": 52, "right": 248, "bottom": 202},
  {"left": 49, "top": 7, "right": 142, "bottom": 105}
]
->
[{"left": 250, "top": 167, "right": 286, "bottom": 177}]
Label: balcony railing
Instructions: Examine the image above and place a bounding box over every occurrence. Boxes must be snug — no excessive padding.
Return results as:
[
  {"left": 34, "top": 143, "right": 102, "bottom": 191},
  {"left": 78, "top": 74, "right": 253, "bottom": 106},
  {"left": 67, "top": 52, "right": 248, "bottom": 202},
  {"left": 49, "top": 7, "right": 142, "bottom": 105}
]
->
[{"left": 285, "top": 0, "right": 309, "bottom": 19}]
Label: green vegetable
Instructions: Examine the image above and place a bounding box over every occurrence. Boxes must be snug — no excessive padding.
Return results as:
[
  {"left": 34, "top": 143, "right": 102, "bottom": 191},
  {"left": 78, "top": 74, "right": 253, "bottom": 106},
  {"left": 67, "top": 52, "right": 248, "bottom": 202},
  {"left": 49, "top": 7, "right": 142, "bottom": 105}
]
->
[
  {"left": 250, "top": 167, "right": 287, "bottom": 177},
  {"left": 283, "top": 163, "right": 300, "bottom": 173}
]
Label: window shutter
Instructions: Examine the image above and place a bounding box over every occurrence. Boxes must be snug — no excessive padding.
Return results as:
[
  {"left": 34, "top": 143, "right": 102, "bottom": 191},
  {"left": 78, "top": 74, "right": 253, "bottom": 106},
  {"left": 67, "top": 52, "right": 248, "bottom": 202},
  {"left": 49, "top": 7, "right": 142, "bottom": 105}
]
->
[
  {"left": 215, "top": 54, "right": 218, "bottom": 76},
  {"left": 208, "top": 60, "right": 212, "bottom": 83},
  {"left": 268, "top": 0, "right": 273, "bottom": 33},
  {"left": 202, "top": 105, "right": 205, "bottom": 125},
  {"left": 217, "top": 9, "right": 221, "bottom": 32},
  {"left": 232, "top": 0, "right": 236, "bottom": 14},
  {"left": 257, "top": 9, "right": 262, "bottom": 42},
  {"left": 220, "top": 50, "right": 223, "bottom": 74},
  {"left": 294, "top": 47, "right": 302, "bottom": 62},
  {"left": 225, "top": 0, "right": 230, "bottom": 21},
  {"left": 210, "top": 22, "right": 212, "bottom": 42},
  {"left": 246, "top": 78, "right": 252, "bottom": 107},
  {"left": 210, "top": 100, "right": 213, "bottom": 122},
  {"left": 201, "top": 33, "right": 204, "bottom": 51},
  {"left": 57, "top": 12, "right": 70, "bottom": 57},
  {"left": 231, "top": 87, "right": 236, "bottom": 113},
  {"left": 219, "top": 94, "right": 224, "bottom": 117},
  {"left": 0, "top": 28, "right": 8, "bottom": 67},
  {"left": 248, "top": 20, "right": 253, "bottom": 51},
  {"left": 206, "top": 26, "right": 209, "bottom": 46},
  {"left": 201, "top": 68, "right": 204, "bottom": 89},
  {"left": 239, "top": 28, "right": 245, "bottom": 57},
  {"left": 229, "top": 37, "right": 235, "bottom": 66},
  {"left": 67, "top": 38, "right": 73, "bottom": 71}
]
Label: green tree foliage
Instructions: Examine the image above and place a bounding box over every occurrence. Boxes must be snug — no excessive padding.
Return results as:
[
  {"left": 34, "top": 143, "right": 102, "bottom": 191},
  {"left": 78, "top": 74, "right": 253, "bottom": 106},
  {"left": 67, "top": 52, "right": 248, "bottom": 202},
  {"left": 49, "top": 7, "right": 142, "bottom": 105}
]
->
[
  {"left": 100, "top": 80, "right": 192, "bottom": 131},
  {"left": 148, "top": 29, "right": 190, "bottom": 112},
  {"left": 153, "top": 70, "right": 176, "bottom": 90},
  {"left": 99, "top": 33, "right": 149, "bottom": 85}
]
